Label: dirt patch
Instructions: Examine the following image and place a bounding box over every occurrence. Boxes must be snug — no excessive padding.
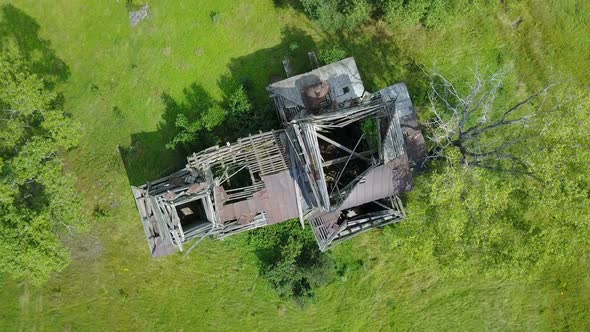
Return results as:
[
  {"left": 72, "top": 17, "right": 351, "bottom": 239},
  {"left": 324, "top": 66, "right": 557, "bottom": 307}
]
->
[
  {"left": 238, "top": 4, "right": 253, "bottom": 16},
  {"left": 18, "top": 280, "right": 30, "bottom": 315},
  {"left": 163, "top": 46, "right": 172, "bottom": 57},
  {"left": 278, "top": 305, "right": 287, "bottom": 316},
  {"left": 177, "top": 61, "right": 190, "bottom": 71},
  {"left": 62, "top": 233, "right": 104, "bottom": 262}
]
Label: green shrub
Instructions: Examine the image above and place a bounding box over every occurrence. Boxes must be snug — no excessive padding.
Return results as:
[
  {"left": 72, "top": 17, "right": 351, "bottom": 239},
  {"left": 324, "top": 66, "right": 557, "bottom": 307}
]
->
[
  {"left": 125, "top": 0, "right": 142, "bottom": 12},
  {"left": 166, "top": 113, "right": 202, "bottom": 150},
  {"left": 345, "top": 0, "right": 372, "bottom": 28},
  {"left": 319, "top": 45, "right": 347, "bottom": 64},
  {"left": 248, "top": 220, "right": 335, "bottom": 300},
  {"left": 226, "top": 85, "right": 252, "bottom": 117},
  {"left": 166, "top": 84, "right": 252, "bottom": 150},
  {"left": 300, "top": 0, "right": 374, "bottom": 32},
  {"left": 288, "top": 41, "right": 300, "bottom": 52},
  {"left": 361, "top": 118, "right": 379, "bottom": 151},
  {"left": 299, "top": 0, "right": 492, "bottom": 30}
]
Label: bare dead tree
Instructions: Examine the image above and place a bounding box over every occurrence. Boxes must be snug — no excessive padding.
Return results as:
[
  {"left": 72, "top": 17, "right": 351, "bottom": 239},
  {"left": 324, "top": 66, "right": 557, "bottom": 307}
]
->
[{"left": 422, "top": 66, "right": 556, "bottom": 173}]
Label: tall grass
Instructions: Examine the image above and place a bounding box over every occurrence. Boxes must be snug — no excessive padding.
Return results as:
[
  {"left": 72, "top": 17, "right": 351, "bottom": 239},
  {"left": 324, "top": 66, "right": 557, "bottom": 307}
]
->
[{"left": 0, "top": 0, "right": 588, "bottom": 330}]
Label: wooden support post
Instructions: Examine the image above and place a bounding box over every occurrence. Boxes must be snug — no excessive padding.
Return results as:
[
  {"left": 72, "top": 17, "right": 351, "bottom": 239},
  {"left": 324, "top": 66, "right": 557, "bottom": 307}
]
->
[
  {"left": 371, "top": 200, "right": 391, "bottom": 210},
  {"left": 316, "top": 132, "right": 371, "bottom": 163},
  {"left": 330, "top": 133, "right": 364, "bottom": 196},
  {"left": 183, "top": 229, "right": 215, "bottom": 256},
  {"left": 322, "top": 151, "right": 374, "bottom": 167}
]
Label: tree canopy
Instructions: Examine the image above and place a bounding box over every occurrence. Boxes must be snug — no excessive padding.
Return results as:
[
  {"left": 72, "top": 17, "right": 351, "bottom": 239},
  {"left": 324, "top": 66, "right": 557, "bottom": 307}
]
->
[
  {"left": 0, "top": 49, "right": 84, "bottom": 284},
  {"left": 386, "top": 71, "right": 590, "bottom": 279},
  {"left": 299, "top": 0, "right": 489, "bottom": 32},
  {"left": 166, "top": 84, "right": 252, "bottom": 151}
]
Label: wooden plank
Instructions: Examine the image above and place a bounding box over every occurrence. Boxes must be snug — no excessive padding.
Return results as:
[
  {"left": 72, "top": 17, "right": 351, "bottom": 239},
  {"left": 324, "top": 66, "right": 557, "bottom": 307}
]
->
[
  {"left": 316, "top": 132, "right": 371, "bottom": 163},
  {"left": 183, "top": 229, "right": 215, "bottom": 256},
  {"left": 322, "top": 151, "right": 374, "bottom": 167},
  {"left": 330, "top": 133, "right": 365, "bottom": 196}
]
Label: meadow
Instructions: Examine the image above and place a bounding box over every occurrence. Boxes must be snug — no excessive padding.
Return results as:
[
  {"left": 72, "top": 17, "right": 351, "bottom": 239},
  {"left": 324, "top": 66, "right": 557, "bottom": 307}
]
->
[{"left": 0, "top": 0, "right": 588, "bottom": 330}]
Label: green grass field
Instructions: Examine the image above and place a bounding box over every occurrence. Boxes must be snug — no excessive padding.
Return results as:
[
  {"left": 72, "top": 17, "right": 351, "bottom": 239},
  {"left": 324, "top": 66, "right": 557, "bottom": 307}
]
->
[{"left": 0, "top": 0, "right": 588, "bottom": 330}]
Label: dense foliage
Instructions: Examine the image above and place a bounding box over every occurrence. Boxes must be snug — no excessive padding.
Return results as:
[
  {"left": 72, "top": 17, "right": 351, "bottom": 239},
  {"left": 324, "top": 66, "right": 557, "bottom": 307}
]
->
[
  {"left": 0, "top": 49, "right": 84, "bottom": 284},
  {"left": 387, "top": 81, "right": 590, "bottom": 278},
  {"left": 300, "top": 0, "right": 490, "bottom": 31},
  {"left": 166, "top": 84, "right": 251, "bottom": 150},
  {"left": 318, "top": 45, "right": 347, "bottom": 65},
  {"left": 248, "top": 221, "right": 334, "bottom": 300}
]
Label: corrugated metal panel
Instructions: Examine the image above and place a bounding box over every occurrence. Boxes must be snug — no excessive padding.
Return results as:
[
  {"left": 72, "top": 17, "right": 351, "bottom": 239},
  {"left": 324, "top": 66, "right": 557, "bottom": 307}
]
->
[
  {"left": 383, "top": 108, "right": 405, "bottom": 164},
  {"left": 309, "top": 211, "right": 339, "bottom": 250},
  {"left": 380, "top": 83, "right": 414, "bottom": 117},
  {"left": 299, "top": 97, "right": 385, "bottom": 128},
  {"left": 338, "top": 155, "right": 412, "bottom": 210},
  {"left": 339, "top": 165, "right": 394, "bottom": 210},
  {"left": 261, "top": 170, "right": 299, "bottom": 223}
]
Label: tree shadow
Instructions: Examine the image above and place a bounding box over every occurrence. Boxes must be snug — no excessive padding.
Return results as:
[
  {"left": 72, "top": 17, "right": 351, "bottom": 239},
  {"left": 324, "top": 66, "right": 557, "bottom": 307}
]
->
[
  {"left": 321, "top": 26, "right": 430, "bottom": 105},
  {"left": 120, "top": 26, "right": 318, "bottom": 186},
  {"left": 219, "top": 27, "right": 317, "bottom": 138},
  {"left": 119, "top": 131, "right": 181, "bottom": 187},
  {"left": 223, "top": 27, "right": 317, "bottom": 102},
  {"left": 119, "top": 84, "right": 215, "bottom": 186},
  {"left": 120, "top": 23, "right": 431, "bottom": 188},
  {"left": 268, "top": 1, "right": 430, "bottom": 104},
  {"left": 272, "top": 0, "right": 304, "bottom": 11},
  {"left": 120, "top": 27, "right": 318, "bottom": 186},
  {"left": 0, "top": 4, "right": 70, "bottom": 87}
]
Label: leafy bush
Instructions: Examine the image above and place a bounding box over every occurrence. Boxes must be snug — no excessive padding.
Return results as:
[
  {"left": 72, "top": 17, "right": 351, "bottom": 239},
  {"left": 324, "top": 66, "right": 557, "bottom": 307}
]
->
[
  {"left": 319, "top": 45, "right": 347, "bottom": 64},
  {"left": 125, "top": 0, "right": 142, "bottom": 12},
  {"left": 381, "top": 0, "right": 457, "bottom": 28},
  {"left": 300, "top": 0, "right": 374, "bottom": 32},
  {"left": 248, "top": 221, "right": 335, "bottom": 300},
  {"left": 288, "top": 41, "right": 300, "bottom": 52},
  {"left": 299, "top": 0, "right": 492, "bottom": 31},
  {"left": 166, "top": 84, "right": 252, "bottom": 150},
  {"left": 345, "top": 0, "right": 372, "bottom": 28},
  {"left": 210, "top": 11, "right": 222, "bottom": 25},
  {"left": 226, "top": 85, "right": 252, "bottom": 117},
  {"left": 166, "top": 112, "right": 203, "bottom": 150}
]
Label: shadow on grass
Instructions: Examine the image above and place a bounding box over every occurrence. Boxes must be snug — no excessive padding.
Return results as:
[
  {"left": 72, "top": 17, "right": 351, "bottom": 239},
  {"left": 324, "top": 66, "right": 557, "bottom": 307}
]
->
[
  {"left": 120, "top": 27, "right": 317, "bottom": 186},
  {"left": 219, "top": 27, "right": 317, "bottom": 137},
  {"left": 272, "top": 0, "right": 305, "bottom": 11},
  {"left": 0, "top": 4, "right": 70, "bottom": 87},
  {"left": 118, "top": 84, "right": 214, "bottom": 186},
  {"left": 320, "top": 25, "right": 430, "bottom": 104},
  {"left": 119, "top": 22, "right": 429, "bottom": 184}
]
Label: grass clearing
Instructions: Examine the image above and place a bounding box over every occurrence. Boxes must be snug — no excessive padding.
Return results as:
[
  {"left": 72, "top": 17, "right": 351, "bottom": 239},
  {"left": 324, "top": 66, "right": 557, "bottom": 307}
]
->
[{"left": 0, "top": 0, "right": 588, "bottom": 330}]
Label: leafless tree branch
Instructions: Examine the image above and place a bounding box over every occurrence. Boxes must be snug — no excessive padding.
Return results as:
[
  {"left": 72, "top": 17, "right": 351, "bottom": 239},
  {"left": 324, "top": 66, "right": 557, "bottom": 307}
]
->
[{"left": 423, "top": 66, "right": 557, "bottom": 173}]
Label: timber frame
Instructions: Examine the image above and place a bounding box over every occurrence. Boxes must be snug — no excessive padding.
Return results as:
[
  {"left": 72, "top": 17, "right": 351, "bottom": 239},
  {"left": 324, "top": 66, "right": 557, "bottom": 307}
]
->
[{"left": 132, "top": 56, "right": 426, "bottom": 257}]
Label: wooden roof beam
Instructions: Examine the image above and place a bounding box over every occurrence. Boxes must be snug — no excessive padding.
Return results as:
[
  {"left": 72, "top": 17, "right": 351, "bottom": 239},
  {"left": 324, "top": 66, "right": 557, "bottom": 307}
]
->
[{"left": 315, "top": 132, "right": 371, "bottom": 163}]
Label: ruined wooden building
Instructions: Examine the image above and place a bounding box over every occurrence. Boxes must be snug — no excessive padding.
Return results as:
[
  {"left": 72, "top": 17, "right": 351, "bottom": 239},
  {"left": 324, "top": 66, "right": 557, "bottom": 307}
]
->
[{"left": 131, "top": 56, "right": 426, "bottom": 257}]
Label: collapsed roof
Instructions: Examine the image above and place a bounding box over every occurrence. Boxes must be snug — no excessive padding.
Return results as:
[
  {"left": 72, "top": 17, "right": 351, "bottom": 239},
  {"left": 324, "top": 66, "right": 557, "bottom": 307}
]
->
[
  {"left": 131, "top": 56, "right": 426, "bottom": 257},
  {"left": 267, "top": 57, "right": 365, "bottom": 120}
]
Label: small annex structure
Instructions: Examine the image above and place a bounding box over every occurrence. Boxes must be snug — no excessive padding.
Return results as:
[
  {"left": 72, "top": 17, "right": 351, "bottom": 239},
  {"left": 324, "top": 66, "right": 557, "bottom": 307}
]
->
[{"left": 131, "top": 56, "right": 426, "bottom": 257}]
